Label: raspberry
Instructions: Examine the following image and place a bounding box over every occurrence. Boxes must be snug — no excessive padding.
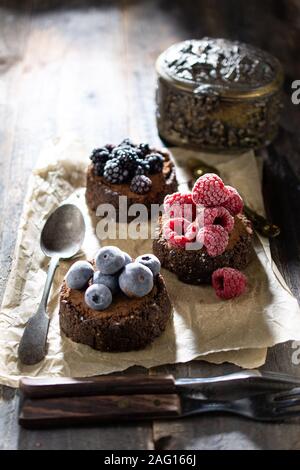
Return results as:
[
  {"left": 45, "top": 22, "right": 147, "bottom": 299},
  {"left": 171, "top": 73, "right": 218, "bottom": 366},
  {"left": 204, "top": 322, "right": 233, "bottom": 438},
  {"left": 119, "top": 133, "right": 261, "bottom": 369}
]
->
[
  {"left": 164, "top": 192, "right": 196, "bottom": 222},
  {"left": 192, "top": 173, "right": 229, "bottom": 207},
  {"left": 162, "top": 217, "right": 191, "bottom": 248},
  {"left": 197, "top": 225, "right": 229, "bottom": 257},
  {"left": 196, "top": 206, "right": 234, "bottom": 233},
  {"left": 130, "top": 175, "right": 152, "bottom": 194},
  {"left": 222, "top": 185, "right": 244, "bottom": 215},
  {"left": 164, "top": 192, "right": 193, "bottom": 209},
  {"left": 185, "top": 221, "right": 198, "bottom": 242},
  {"left": 212, "top": 267, "right": 247, "bottom": 300}
]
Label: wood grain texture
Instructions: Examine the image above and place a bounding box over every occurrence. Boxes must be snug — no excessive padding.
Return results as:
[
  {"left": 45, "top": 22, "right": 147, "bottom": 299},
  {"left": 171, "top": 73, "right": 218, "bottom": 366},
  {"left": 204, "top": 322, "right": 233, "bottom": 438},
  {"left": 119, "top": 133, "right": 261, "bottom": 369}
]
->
[
  {"left": 19, "top": 393, "right": 181, "bottom": 428},
  {"left": 0, "top": 0, "right": 300, "bottom": 450},
  {"left": 20, "top": 375, "right": 176, "bottom": 398}
]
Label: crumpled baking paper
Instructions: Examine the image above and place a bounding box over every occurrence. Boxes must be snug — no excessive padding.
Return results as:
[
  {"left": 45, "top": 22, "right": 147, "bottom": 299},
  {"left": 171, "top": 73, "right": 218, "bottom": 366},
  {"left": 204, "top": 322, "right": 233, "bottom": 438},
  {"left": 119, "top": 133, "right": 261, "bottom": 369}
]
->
[{"left": 0, "top": 139, "right": 299, "bottom": 388}]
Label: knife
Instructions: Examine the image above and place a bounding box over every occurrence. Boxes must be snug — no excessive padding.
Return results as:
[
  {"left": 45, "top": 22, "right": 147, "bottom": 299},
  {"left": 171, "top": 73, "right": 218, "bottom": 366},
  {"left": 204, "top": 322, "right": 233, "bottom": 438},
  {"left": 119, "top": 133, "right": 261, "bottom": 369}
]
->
[{"left": 19, "top": 370, "right": 300, "bottom": 399}]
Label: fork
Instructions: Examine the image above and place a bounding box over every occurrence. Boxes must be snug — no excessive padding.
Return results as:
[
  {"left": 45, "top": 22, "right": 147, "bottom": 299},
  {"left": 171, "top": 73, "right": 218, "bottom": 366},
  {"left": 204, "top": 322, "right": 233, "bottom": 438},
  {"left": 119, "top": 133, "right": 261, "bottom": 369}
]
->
[{"left": 182, "top": 389, "right": 300, "bottom": 421}]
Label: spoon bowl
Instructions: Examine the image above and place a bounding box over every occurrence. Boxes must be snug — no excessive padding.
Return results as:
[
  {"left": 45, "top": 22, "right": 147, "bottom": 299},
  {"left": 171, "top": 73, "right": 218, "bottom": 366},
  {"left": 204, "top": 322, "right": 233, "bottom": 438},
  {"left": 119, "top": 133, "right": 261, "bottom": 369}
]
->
[{"left": 41, "top": 204, "right": 85, "bottom": 259}]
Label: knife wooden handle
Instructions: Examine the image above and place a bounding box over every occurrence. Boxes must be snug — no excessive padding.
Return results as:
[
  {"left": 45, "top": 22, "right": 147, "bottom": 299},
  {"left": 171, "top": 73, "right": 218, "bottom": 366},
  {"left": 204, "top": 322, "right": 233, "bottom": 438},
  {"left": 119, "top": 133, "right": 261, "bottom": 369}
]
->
[
  {"left": 19, "top": 375, "right": 176, "bottom": 398},
  {"left": 19, "top": 394, "right": 181, "bottom": 428}
]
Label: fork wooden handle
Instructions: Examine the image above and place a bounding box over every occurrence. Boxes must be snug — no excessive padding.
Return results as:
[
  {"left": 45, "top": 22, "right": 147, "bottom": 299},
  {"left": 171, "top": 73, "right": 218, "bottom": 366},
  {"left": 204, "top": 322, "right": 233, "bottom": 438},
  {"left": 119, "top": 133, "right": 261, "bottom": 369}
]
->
[
  {"left": 19, "top": 394, "right": 181, "bottom": 428},
  {"left": 19, "top": 375, "right": 176, "bottom": 398}
]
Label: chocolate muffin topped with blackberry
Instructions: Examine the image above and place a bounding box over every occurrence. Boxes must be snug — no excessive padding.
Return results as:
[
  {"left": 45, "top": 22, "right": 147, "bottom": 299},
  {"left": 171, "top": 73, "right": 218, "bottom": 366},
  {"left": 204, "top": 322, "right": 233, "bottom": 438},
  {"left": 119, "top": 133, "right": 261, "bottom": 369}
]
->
[{"left": 86, "top": 138, "right": 178, "bottom": 217}]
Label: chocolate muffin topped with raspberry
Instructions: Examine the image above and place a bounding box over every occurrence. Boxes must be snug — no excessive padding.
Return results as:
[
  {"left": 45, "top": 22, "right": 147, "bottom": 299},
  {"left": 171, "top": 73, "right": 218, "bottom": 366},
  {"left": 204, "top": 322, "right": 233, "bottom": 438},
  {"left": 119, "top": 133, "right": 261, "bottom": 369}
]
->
[
  {"left": 86, "top": 138, "right": 178, "bottom": 217},
  {"left": 153, "top": 173, "right": 254, "bottom": 285}
]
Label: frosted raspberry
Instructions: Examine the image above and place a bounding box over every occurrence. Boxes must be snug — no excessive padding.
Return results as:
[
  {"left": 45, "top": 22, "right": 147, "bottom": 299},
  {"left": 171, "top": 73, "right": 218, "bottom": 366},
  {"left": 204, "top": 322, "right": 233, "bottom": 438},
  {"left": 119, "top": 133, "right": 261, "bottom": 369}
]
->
[
  {"left": 197, "top": 225, "right": 229, "bottom": 257},
  {"left": 196, "top": 206, "right": 234, "bottom": 233},
  {"left": 164, "top": 192, "right": 193, "bottom": 208},
  {"left": 222, "top": 185, "right": 243, "bottom": 215},
  {"left": 164, "top": 192, "right": 196, "bottom": 222},
  {"left": 212, "top": 267, "right": 247, "bottom": 300},
  {"left": 185, "top": 221, "right": 198, "bottom": 242},
  {"left": 192, "top": 173, "right": 229, "bottom": 207},
  {"left": 162, "top": 217, "right": 191, "bottom": 248}
]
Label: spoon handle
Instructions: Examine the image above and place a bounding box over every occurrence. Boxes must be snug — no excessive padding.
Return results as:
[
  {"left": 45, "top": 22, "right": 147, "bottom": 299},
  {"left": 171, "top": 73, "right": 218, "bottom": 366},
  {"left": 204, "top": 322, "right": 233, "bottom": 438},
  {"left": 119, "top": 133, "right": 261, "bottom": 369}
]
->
[
  {"left": 243, "top": 205, "right": 281, "bottom": 238},
  {"left": 18, "top": 256, "right": 60, "bottom": 365},
  {"left": 40, "top": 256, "right": 60, "bottom": 309}
]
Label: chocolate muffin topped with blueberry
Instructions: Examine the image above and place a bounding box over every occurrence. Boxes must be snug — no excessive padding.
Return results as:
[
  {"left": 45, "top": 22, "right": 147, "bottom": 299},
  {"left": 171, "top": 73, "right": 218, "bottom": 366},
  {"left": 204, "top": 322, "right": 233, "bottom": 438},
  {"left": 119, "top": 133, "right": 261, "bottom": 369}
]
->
[
  {"left": 85, "top": 138, "right": 178, "bottom": 217},
  {"left": 59, "top": 246, "right": 172, "bottom": 352}
]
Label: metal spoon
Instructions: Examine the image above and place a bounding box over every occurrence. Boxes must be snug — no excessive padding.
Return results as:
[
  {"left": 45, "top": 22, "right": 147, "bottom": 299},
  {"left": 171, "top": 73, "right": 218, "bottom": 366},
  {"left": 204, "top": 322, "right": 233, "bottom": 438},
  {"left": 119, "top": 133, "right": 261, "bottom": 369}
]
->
[
  {"left": 187, "top": 158, "right": 281, "bottom": 238},
  {"left": 18, "top": 204, "right": 85, "bottom": 366}
]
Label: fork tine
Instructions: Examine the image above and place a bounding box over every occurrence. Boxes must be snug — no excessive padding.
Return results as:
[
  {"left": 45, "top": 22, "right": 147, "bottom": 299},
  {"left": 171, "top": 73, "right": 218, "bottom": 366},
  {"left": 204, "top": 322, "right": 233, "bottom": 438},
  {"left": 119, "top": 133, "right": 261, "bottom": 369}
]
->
[
  {"left": 275, "top": 407, "right": 300, "bottom": 419},
  {"left": 260, "top": 371, "right": 300, "bottom": 387},
  {"left": 270, "top": 389, "right": 300, "bottom": 414},
  {"left": 271, "top": 388, "right": 300, "bottom": 402},
  {"left": 276, "top": 397, "right": 300, "bottom": 409}
]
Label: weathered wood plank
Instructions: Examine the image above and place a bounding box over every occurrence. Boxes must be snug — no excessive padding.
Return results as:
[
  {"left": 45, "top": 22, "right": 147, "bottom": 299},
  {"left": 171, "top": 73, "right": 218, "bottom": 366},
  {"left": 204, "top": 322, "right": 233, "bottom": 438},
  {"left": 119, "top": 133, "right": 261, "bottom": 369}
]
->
[
  {"left": 0, "top": 1, "right": 35, "bottom": 451},
  {"left": 0, "top": 0, "right": 154, "bottom": 450}
]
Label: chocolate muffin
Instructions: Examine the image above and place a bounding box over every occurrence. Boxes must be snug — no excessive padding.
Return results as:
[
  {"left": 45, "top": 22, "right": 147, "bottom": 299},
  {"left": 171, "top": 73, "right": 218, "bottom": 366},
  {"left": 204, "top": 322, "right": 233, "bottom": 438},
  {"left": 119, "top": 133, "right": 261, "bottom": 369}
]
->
[
  {"left": 153, "top": 213, "right": 254, "bottom": 284},
  {"left": 59, "top": 273, "right": 172, "bottom": 352},
  {"left": 85, "top": 141, "right": 178, "bottom": 217}
]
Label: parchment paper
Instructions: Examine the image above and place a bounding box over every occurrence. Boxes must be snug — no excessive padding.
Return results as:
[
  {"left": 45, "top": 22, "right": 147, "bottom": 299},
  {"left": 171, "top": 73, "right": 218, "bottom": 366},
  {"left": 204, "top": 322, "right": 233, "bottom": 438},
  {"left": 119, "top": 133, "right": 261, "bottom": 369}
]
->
[{"left": 1, "top": 139, "right": 299, "bottom": 388}]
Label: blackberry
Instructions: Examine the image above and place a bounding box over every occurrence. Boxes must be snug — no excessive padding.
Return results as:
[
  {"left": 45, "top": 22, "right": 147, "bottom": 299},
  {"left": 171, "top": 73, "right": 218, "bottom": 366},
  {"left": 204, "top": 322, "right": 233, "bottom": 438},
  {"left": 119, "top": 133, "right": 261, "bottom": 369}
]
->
[
  {"left": 103, "top": 158, "right": 130, "bottom": 184},
  {"left": 119, "top": 138, "right": 135, "bottom": 147},
  {"left": 90, "top": 147, "right": 111, "bottom": 176},
  {"left": 137, "top": 142, "right": 151, "bottom": 158},
  {"left": 111, "top": 147, "right": 139, "bottom": 176},
  {"left": 134, "top": 159, "right": 150, "bottom": 176},
  {"left": 130, "top": 175, "right": 152, "bottom": 194},
  {"left": 112, "top": 145, "right": 137, "bottom": 160},
  {"left": 105, "top": 143, "right": 116, "bottom": 152},
  {"left": 93, "top": 161, "right": 106, "bottom": 176},
  {"left": 146, "top": 153, "right": 164, "bottom": 174}
]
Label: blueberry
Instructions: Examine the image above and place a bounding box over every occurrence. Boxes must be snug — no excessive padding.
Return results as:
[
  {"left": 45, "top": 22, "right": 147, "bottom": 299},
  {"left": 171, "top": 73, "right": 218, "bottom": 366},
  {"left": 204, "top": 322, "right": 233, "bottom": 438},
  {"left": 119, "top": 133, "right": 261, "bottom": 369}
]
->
[
  {"left": 93, "top": 271, "right": 119, "bottom": 295},
  {"left": 65, "top": 261, "right": 94, "bottom": 290},
  {"left": 136, "top": 254, "right": 161, "bottom": 276},
  {"left": 123, "top": 252, "right": 133, "bottom": 266},
  {"left": 85, "top": 284, "right": 112, "bottom": 311},
  {"left": 95, "top": 246, "right": 125, "bottom": 274},
  {"left": 119, "top": 262, "right": 153, "bottom": 298}
]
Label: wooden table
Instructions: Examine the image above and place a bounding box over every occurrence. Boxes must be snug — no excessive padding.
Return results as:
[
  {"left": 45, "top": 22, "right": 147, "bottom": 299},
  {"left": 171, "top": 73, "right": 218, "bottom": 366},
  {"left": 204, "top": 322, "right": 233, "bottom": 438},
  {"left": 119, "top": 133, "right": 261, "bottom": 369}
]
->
[{"left": 1, "top": 0, "right": 300, "bottom": 450}]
